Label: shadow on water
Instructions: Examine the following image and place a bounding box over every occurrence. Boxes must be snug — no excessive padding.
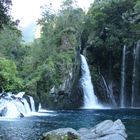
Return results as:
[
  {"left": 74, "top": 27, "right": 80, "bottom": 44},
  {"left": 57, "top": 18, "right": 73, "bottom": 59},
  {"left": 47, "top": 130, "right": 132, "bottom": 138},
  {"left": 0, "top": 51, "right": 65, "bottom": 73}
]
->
[{"left": 0, "top": 109, "right": 139, "bottom": 140}]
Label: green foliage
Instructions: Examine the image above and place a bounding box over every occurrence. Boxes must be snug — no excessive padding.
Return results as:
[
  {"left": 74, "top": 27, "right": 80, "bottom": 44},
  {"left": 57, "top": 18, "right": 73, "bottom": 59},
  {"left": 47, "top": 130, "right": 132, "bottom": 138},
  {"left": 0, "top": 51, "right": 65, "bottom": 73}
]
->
[
  {"left": 22, "top": 0, "right": 85, "bottom": 97},
  {"left": 82, "top": 0, "right": 140, "bottom": 72},
  {"left": 19, "top": 0, "right": 140, "bottom": 105},
  {"left": 0, "top": 58, "right": 23, "bottom": 91},
  {"left": 80, "top": 0, "right": 140, "bottom": 104},
  {"left": 0, "top": 0, "right": 139, "bottom": 107},
  {"left": 0, "top": 0, "right": 12, "bottom": 28},
  {"left": 85, "top": 0, "right": 139, "bottom": 47},
  {"left": 0, "top": 25, "right": 22, "bottom": 60},
  {"left": 0, "top": 0, "right": 26, "bottom": 93}
]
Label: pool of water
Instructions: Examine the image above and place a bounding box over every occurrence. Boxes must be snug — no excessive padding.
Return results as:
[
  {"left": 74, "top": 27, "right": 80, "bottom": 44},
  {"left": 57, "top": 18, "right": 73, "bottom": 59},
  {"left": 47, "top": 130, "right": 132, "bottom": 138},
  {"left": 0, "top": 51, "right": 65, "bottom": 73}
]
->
[{"left": 0, "top": 109, "right": 139, "bottom": 140}]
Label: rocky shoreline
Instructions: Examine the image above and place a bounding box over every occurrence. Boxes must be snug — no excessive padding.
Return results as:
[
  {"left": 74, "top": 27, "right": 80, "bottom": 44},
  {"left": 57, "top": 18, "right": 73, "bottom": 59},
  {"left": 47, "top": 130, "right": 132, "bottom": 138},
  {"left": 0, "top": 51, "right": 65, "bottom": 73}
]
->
[{"left": 41, "top": 119, "right": 127, "bottom": 140}]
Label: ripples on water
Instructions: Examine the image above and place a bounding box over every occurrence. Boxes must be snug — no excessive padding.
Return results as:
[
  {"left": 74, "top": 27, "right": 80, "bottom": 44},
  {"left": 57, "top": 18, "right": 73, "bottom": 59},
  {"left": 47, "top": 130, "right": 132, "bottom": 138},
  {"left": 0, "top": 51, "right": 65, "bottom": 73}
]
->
[{"left": 0, "top": 109, "right": 139, "bottom": 140}]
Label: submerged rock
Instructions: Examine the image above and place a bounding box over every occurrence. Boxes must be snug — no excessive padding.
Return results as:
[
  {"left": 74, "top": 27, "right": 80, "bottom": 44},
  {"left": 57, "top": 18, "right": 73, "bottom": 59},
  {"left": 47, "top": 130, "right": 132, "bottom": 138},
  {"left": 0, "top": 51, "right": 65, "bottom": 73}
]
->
[{"left": 41, "top": 119, "right": 127, "bottom": 140}]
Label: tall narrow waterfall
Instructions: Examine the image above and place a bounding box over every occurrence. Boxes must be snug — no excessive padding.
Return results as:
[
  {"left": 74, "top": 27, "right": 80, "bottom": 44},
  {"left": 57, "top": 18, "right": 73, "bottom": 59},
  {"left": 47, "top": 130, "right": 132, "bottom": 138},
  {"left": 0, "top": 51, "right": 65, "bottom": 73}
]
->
[
  {"left": 29, "top": 96, "right": 35, "bottom": 112},
  {"left": 80, "top": 55, "right": 102, "bottom": 109},
  {"left": 99, "top": 71, "right": 116, "bottom": 106},
  {"left": 131, "top": 43, "right": 140, "bottom": 107},
  {"left": 120, "top": 45, "right": 126, "bottom": 107}
]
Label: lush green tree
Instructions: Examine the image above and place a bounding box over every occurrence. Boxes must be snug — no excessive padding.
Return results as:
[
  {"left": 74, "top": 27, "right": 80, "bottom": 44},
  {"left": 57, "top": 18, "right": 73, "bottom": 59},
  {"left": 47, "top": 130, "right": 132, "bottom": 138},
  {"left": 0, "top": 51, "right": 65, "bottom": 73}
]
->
[
  {"left": 80, "top": 0, "right": 140, "bottom": 105},
  {"left": 0, "top": 26, "right": 22, "bottom": 60},
  {"left": 18, "top": 0, "right": 85, "bottom": 105},
  {"left": 0, "top": 58, "right": 23, "bottom": 91},
  {"left": 0, "top": 0, "right": 26, "bottom": 93},
  {"left": 0, "top": 0, "right": 12, "bottom": 28},
  {"left": 81, "top": 0, "right": 140, "bottom": 74}
]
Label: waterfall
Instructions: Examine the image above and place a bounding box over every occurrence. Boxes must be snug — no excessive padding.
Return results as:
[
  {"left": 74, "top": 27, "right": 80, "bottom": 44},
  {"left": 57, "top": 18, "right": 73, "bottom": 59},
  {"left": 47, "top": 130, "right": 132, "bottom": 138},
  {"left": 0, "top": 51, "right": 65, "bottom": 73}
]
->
[
  {"left": 99, "top": 71, "right": 116, "bottom": 106},
  {"left": 29, "top": 96, "right": 35, "bottom": 112},
  {"left": 14, "top": 100, "right": 26, "bottom": 115},
  {"left": 22, "top": 99, "right": 31, "bottom": 114},
  {"left": 131, "top": 43, "right": 140, "bottom": 107},
  {"left": 80, "top": 54, "right": 102, "bottom": 109},
  {"left": 120, "top": 45, "right": 126, "bottom": 108},
  {"left": 38, "top": 103, "right": 44, "bottom": 112},
  {"left": 38, "top": 103, "right": 49, "bottom": 112},
  {"left": 108, "top": 82, "right": 117, "bottom": 106},
  {"left": 39, "top": 103, "right": 42, "bottom": 111},
  {"left": 0, "top": 92, "right": 36, "bottom": 118},
  {"left": 4, "top": 102, "right": 21, "bottom": 118}
]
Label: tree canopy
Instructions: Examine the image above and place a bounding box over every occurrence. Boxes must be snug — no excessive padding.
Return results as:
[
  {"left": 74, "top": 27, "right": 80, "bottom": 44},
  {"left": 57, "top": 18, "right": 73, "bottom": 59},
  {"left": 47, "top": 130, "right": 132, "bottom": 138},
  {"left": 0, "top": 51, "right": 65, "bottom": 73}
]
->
[{"left": 0, "top": 0, "right": 12, "bottom": 28}]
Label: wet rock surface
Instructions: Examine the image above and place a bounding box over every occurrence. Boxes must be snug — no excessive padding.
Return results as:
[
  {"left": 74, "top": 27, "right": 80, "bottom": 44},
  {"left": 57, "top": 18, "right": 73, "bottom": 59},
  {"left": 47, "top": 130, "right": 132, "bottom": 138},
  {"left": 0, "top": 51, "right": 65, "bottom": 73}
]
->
[
  {"left": 41, "top": 119, "right": 127, "bottom": 140},
  {"left": 42, "top": 128, "right": 80, "bottom": 140}
]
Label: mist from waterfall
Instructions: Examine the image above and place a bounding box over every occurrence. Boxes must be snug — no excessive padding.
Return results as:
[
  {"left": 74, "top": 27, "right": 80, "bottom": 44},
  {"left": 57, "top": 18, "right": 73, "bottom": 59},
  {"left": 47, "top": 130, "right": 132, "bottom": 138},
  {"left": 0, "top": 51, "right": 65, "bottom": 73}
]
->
[
  {"left": 120, "top": 45, "right": 126, "bottom": 108},
  {"left": 80, "top": 54, "right": 102, "bottom": 109}
]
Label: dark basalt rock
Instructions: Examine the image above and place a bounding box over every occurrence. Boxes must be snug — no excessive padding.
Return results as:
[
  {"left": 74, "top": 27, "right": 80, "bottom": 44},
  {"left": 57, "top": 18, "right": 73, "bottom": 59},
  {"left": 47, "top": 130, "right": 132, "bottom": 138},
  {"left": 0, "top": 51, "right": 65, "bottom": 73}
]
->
[
  {"left": 19, "top": 113, "right": 24, "bottom": 118},
  {"left": 0, "top": 107, "right": 7, "bottom": 116}
]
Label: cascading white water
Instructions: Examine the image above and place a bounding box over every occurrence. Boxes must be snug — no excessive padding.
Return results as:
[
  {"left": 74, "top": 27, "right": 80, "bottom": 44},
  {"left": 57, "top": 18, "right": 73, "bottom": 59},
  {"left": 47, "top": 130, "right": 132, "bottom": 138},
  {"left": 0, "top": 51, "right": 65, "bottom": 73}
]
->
[
  {"left": 13, "top": 100, "right": 26, "bottom": 115},
  {"left": 4, "top": 102, "right": 21, "bottom": 118},
  {"left": 29, "top": 96, "right": 35, "bottom": 112},
  {"left": 0, "top": 92, "right": 36, "bottom": 118},
  {"left": 131, "top": 43, "right": 140, "bottom": 107},
  {"left": 38, "top": 103, "right": 45, "bottom": 112},
  {"left": 38, "top": 103, "right": 54, "bottom": 113},
  {"left": 80, "top": 54, "right": 102, "bottom": 109},
  {"left": 22, "top": 99, "right": 31, "bottom": 114},
  {"left": 38, "top": 103, "right": 48, "bottom": 112},
  {"left": 120, "top": 45, "right": 126, "bottom": 108}
]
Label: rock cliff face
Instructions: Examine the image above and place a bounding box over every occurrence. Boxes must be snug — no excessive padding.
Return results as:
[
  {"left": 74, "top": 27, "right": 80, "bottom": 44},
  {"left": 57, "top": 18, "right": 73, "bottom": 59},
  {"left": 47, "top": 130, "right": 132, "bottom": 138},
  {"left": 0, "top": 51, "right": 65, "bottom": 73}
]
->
[
  {"left": 84, "top": 46, "right": 121, "bottom": 107},
  {"left": 43, "top": 52, "right": 82, "bottom": 109},
  {"left": 85, "top": 41, "right": 140, "bottom": 107},
  {"left": 37, "top": 32, "right": 83, "bottom": 109}
]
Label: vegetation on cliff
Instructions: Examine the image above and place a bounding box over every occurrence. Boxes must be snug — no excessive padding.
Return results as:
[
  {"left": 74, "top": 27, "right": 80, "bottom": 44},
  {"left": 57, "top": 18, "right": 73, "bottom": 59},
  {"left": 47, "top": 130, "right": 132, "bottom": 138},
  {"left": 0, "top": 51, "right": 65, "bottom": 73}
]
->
[{"left": 81, "top": 0, "right": 140, "bottom": 106}]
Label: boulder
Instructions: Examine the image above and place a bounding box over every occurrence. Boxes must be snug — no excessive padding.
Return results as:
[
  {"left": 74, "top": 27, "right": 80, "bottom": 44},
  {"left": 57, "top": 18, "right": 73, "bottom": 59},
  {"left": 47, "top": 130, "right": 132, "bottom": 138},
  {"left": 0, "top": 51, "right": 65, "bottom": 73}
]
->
[
  {"left": 42, "top": 128, "right": 80, "bottom": 140},
  {"left": 98, "top": 134, "right": 126, "bottom": 140},
  {"left": 0, "top": 107, "right": 7, "bottom": 116},
  {"left": 79, "top": 119, "right": 127, "bottom": 140},
  {"left": 41, "top": 120, "right": 127, "bottom": 140}
]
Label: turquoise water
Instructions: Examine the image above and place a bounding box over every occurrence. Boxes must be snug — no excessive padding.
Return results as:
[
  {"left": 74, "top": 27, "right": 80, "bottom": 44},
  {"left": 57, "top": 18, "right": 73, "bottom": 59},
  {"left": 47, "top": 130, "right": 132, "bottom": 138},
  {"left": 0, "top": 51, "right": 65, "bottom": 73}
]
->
[{"left": 0, "top": 109, "right": 139, "bottom": 140}]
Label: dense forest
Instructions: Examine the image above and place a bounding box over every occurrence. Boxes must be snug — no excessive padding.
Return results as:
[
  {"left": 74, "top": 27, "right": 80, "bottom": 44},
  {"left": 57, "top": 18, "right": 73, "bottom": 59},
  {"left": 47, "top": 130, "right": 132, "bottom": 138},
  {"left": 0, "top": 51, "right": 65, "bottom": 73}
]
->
[{"left": 0, "top": 0, "right": 140, "bottom": 109}]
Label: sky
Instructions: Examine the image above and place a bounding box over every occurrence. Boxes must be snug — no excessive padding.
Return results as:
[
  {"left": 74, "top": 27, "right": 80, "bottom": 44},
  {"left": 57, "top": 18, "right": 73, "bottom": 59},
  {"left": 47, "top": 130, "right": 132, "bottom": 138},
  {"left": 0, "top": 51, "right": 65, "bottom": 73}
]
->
[{"left": 11, "top": 0, "right": 94, "bottom": 42}]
